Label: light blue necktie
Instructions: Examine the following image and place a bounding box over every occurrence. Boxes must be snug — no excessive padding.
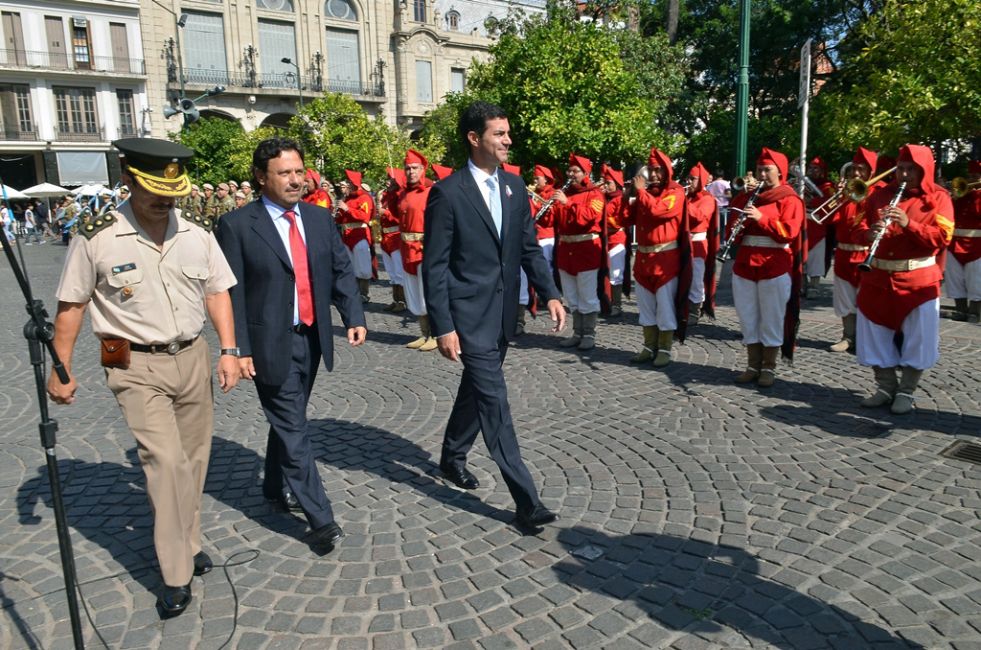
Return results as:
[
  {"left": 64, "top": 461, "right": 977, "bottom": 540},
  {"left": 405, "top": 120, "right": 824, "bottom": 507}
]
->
[{"left": 487, "top": 174, "right": 502, "bottom": 236}]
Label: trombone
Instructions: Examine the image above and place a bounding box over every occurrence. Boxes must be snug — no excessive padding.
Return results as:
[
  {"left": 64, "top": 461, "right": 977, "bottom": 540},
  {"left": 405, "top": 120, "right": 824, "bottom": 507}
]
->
[
  {"left": 809, "top": 166, "right": 897, "bottom": 224},
  {"left": 952, "top": 177, "right": 981, "bottom": 199}
]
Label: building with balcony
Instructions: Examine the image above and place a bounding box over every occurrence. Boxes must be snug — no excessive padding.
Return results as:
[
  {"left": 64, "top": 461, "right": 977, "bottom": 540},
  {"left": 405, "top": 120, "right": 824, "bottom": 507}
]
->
[
  {"left": 0, "top": 0, "right": 148, "bottom": 188},
  {"left": 142, "top": 0, "right": 545, "bottom": 138}
]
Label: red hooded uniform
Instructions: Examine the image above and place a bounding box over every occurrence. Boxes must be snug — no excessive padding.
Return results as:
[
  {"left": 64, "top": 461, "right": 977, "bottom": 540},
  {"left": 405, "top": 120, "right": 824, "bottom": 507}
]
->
[
  {"left": 531, "top": 165, "right": 556, "bottom": 240},
  {"left": 831, "top": 147, "right": 881, "bottom": 288},
  {"left": 554, "top": 153, "right": 605, "bottom": 275},
  {"left": 379, "top": 167, "right": 404, "bottom": 256},
  {"left": 625, "top": 148, "right": 687, "bottom": 294},
  {"left": 951, "top": 160, "right": 981, "bottom": 266},
  {"left": 806, "top": 156, "right": 835, "bottom": 251},
  {"left": 397, "top": 150, "right": 433, "bottom": 275},
  {"left": 854, "top": 144, "right": 954, "bottom": 331},
  {"left": 335, "top": 169, "right": 374, "bottom": 250},
  {"left": 602, "top": 165, "right": 627, "bottom": 251},
  {"left": 686, "top": 161, "right": 719, "bottom": 314},
  {"left": 302, "top": 169, "right": 332, "bottom": 209}
]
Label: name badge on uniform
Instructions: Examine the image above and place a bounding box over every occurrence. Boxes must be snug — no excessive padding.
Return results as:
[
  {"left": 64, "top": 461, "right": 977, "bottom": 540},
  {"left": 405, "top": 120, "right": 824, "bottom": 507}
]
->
[{"left": 112, "top": 263, "right": 137, "bottom": 274}]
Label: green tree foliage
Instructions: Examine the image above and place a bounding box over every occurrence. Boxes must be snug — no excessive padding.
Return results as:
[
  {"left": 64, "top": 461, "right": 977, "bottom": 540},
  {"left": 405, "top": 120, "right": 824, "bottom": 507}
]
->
[
  {"left": 422, "top": 1, "right": 689, "bottom": 173},
  {"left": 812, "top": 0, "right": 981, "bottom": 158},
  {"left": 173, "top": 117, "right": 246, "bottom": 185},
  {"left": 286, "top": 93, "right": 442, "bottom": 188}
]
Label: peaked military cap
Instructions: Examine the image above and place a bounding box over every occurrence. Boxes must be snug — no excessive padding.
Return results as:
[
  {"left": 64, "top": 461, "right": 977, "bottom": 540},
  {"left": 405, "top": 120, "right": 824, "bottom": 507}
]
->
[{"left": 113, "top": 137, "right": 194, "bottom": 198}]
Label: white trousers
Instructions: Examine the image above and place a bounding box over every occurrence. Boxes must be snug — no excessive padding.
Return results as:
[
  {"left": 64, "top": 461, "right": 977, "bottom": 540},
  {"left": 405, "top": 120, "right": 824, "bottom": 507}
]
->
[
  {"left": 944, "top": 256, "right": 981, "bottom": 301},
  {"left": 519, "top": 269, "right": 529, "bottom": 305},
  {"left": 347, "top": 239, "right": 373, "bottom": 280},
  {"left": 559, "top": 269, "right": 600, "bottom": 314},
  {"left": 608, "top": 244, "right": 626, "bottom": 286},
  {"left": 833, "top": 276, "right": 858, "bottom": 317},
  {"left": 636, "top": 278, "right": 678, "bottom": 330},
  {"left": 857, "top": 299, "right": 939, "bottom": 370},
  {"left": 689, "top": 256, "right": 706, "bottom": 303},
  {"left": 805, "top": 239, "right": 826, "bottom": 278},
  {"left": 403, "top": 271, "right": 427, "bottom": 316},
  {"left": 520, "top": 239, "right": 555, "bottom": 305},
  {"left": 732, "top": 273, "right": 791, "bottom": 346},
  {"left": 380, "top": 249, "right": 404, "bottom": 286},
  {"left": 539, "top": 239, "right": 555, "bottom": 268}
]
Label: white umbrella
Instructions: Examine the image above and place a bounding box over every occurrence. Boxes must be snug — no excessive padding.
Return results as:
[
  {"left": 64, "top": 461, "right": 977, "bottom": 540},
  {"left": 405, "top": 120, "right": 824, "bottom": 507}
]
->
[
  {"left": 72, "top": 184, "right": 108, "bottom": 197},
  {"left": 23, "top": 182, "right": 70, "bottom": 198},
  {"left": 0, "top": 184, "right": 29, "bottom": 201}
]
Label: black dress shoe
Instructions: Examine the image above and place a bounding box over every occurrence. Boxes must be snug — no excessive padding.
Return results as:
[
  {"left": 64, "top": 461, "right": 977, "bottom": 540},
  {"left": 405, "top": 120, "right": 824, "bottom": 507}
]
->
[
  {"left": 158, "top": 583, "right": 192, "bottom": 618},
  {"left": 193, "top": 551, "right": 213, "bottom": 576},
  {"left": 440, "top": 464, "right": 479, "bottom": 490},
  {"left": 516, "top": 505, "right": 558, "bottom": 529},
  {"left": 266, "top": 491, "right": 304, "bottom": 513},
  {"left": 305, "top": 522, "right": 344, "bottom": 556}
]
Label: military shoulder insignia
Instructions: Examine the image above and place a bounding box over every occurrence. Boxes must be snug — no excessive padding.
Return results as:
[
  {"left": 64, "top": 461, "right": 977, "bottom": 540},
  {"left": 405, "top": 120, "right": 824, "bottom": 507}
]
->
[
  {"left": 79, "top": 213, "right": 116, "bottom": 240},
  {"left": 181, "top": 211, "right": 214, "bottom": 233}
]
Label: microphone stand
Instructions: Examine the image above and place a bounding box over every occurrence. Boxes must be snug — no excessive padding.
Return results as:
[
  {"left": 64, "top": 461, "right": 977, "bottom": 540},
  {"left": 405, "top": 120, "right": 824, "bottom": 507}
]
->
[{"left": 0, "top": 201, "right": 85, "bottom": 648}]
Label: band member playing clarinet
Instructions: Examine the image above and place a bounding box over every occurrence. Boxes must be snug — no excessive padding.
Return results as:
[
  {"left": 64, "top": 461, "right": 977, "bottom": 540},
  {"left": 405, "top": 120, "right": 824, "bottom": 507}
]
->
[
  {"left": 729, "top": 148, "right": 805, "bottom": 388},
  {"left": 854, "top": 144, "right": 954, "bottom": 414}
]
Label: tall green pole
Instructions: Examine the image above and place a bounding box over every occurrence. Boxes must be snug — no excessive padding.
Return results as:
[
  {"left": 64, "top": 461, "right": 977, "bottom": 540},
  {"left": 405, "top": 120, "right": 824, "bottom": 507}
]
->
[{"left": 734, "top": 0, "right": 751, "bottom": 177}]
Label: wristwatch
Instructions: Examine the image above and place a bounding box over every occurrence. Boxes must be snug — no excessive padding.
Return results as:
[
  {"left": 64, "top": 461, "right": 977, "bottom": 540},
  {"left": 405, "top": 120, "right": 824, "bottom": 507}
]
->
[{"left": 220, "top": 347, "right": 241, "bottom": 357}]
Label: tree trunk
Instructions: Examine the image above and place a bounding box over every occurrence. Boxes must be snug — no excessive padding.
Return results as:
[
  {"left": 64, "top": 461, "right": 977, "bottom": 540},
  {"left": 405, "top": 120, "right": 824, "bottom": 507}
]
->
[{"left": 667, "top": 0, "right": 680, "bottom": 44}]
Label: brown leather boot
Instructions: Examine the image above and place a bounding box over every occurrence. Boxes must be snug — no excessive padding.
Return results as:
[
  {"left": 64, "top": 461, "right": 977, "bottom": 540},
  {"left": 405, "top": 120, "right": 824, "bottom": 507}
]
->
[
  {"left": 630, "top": 326, "right": 657, "bottom": 364},
  {"left": 357, "top": 278, "right": 370, "bottom": 303},
  {"left": 652, "top": 329, "right": 674, "bottom": 367},
  {"left": 560, "top": 312, "right": 582, "bottom": 347},
  {"left": 829, "top": 313, "right": 856, "bottom": 353},
  {"left": 687, "top": 300, "right": 702, "bottom": 326},
  {"left": 756, "top": 346, "right": 780, "bottom": 387},
  {"left": 406, "top": 315, "right": 429, "bottom": 349},
  {"left": 734, "top": 343, "right": 763, "bottom": 383},
  {"left": 578, "top": 312, "right": 597, "bottom": 350},
  {"left": 860, "top": 366, "right": 898, "bottom": 407},
  {"left": 609, "top": 286, "right": 623, "bottom": 317},
  {"left": 890, "top": 367, "right": 923, "bottom": 414}
]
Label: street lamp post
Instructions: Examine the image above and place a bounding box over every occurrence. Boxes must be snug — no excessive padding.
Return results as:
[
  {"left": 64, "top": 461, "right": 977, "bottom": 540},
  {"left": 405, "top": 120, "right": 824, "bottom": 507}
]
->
[
  {"left": 734, "top": 0, "right": 751, "bottom": 178},
  {"left": 281, "top": 57, "right": 303, "bottom": 110},
  {"left": 152, "top": 0, "right": 187, "bottom": 98}
]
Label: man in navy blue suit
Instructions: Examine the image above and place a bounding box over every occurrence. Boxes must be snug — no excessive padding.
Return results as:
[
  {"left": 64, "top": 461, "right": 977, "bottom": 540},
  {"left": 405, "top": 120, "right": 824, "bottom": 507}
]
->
[
  {"left": 423, "top": 102, "right": 566, "bottom": 530},
  {"left": 216, "top": 137, "right": 367, "bottom": 554}
]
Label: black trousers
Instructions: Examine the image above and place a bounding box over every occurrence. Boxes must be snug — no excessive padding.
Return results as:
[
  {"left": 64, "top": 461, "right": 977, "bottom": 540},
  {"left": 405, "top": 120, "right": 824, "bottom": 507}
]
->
[
  {"left": 255, "top": 326, "right": 334, "bottom": 529},
  {"left": 440, "top": 337, "right": 540, "bottom": 513}
]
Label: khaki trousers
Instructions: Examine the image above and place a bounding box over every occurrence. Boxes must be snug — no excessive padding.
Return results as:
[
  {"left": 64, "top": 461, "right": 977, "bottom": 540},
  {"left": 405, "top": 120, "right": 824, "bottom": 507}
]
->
[{"left": 106, "top": 337, "right": 213, "bottom": 587}]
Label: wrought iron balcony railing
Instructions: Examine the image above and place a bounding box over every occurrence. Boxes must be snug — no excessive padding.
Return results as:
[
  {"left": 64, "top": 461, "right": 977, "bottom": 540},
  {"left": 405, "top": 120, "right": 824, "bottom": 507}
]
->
[{"left": 0, "top": 48, "right": 145, "bottom": 74}]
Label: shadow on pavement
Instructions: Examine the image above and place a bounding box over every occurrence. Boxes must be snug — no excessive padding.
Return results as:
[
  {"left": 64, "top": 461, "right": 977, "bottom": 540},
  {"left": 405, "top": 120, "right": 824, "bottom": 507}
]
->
[{"left": 554, "top": 525, "right": 923, "bottom": 649}]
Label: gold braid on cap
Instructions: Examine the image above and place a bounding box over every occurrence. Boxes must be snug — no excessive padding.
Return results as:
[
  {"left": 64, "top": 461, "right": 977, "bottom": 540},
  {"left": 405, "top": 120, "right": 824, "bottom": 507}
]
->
[{"left": 126, "top": 164, "right": 191, "bottom": 198}]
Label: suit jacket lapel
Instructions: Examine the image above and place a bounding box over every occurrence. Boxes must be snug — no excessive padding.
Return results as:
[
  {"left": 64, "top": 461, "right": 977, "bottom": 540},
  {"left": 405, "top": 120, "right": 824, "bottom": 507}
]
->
[
  {"left": 250, "top": 201, "right": 292, "bottom": 270},
  {"left": 460, "top": 171, "right": 501, "bottom": 247}
]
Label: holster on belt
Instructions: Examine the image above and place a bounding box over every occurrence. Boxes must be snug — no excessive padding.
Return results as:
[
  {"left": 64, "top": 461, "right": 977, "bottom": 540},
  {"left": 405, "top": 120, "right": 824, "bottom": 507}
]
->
[{"left": 100, "top": 337, "right": 131, "bottom": 369}]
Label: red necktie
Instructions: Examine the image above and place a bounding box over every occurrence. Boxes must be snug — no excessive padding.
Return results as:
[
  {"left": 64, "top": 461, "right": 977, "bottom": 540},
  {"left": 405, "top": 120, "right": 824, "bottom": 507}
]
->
[{"left": 282, "top": 210, "right": 315, "bottom": 325}]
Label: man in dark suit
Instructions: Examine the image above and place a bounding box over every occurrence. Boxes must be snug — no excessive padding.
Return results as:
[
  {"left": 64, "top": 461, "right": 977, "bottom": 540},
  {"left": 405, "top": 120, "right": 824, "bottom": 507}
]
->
[
  {"left": 216, "top": 137, "right": 367, "bottom": 554},
  {"left": 422, "top": 102, "right": 566, "bottom": 530}
]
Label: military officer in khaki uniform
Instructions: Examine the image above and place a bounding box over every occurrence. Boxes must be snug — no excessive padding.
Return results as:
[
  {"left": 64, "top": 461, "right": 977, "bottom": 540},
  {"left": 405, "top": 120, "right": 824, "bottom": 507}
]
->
[
  {"left": 46, "top": 138, "right": 240, "bottom": 619},
  {"left": 214, "top": 182, "right": 235, "bottom": 218},
  {"left": 201, "top": 182, "right": 216, "bottom": 217}
]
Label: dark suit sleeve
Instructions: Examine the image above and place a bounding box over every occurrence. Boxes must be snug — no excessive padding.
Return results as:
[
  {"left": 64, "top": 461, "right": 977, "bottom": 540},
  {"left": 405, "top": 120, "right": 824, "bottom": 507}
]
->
[
  {"left": 421, "top": 182, "right": 455, "bottom": 337},
  {"left": 214, "top": 216, "right": 252, "bottom": 356},
  {"left": 325, "top": 214, "right": 367, "bottom": 329},
  {"left": 517, "top": 180, "right": 560, "bottom": 302}
]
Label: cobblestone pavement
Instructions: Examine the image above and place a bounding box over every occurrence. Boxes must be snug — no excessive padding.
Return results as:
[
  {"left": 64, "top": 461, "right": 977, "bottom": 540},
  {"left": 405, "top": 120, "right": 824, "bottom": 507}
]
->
[{"left": 1, "top": 243, "right": 980, "bottom": 650}]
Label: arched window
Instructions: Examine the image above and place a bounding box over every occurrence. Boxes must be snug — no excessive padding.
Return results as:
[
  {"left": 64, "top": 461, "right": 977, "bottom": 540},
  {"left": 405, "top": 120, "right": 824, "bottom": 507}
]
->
[
  {"left": 446, "top": 10, "right": 460, "bottom": 31},
  {"left": 256, "top": 0, "right": 294, "bottom": 11},
  {"left": 324, "top": 0, "right": 357, "bottom": 21}
]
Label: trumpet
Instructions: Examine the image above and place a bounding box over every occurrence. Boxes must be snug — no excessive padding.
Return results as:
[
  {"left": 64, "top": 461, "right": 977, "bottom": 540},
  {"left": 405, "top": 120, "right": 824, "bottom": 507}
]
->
[
  {"left": 859, "top": 181, "right": 906, "bottom": 272},
  {"left": 717, "top": 182, "right": 765, "bottom": 261},
  {"left": 731, "top": 174, "right": 758, "bottom": 194},
  {"left": 526, "top": 185, "right": 549, "bottom": 205},
  {"left": 809, "top": 166, "right": 897, "bottom": 224},
  {"left": 534, "top": 179, "right": 572, "bottom": 222},
  {"left": 952, "top": 177, "right": 981, "bottom": 199}
]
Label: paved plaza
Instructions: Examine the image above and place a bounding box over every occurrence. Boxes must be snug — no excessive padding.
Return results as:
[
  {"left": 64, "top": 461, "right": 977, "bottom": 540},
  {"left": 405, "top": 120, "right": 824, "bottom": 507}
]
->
[{"left": 1, "top": 242, "right": 980, "bottom": 650}]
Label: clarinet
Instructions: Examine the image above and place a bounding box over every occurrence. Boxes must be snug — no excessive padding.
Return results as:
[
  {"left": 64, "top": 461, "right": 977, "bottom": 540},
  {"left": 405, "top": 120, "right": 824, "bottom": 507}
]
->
[
  {"left": 716, "top": 182, "right": 765, "bottom": 261},
  {"left": 858, "top": 181, "right": 906, "bottom": 272},
  {"left": 534, "top": 179, "right": 573, "bottom": 222}
]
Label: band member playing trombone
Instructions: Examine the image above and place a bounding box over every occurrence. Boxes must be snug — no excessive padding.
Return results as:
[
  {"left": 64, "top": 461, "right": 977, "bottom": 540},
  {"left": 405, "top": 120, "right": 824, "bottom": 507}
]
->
[
  {"left": 827, "top": 147, "right": 883, "bottom": 352},
  {"left": 624, "top": 147, "right": 689, "bottom": 367},
  {"left": 553, "top": 153, "right": 605, "bottom": 350},
  {"left": 601, "top": 164, "right": 629, "bottom": 317},
  {"left": 729, "top": 148, "right": 805, "bottom": 387},
  {"left": 854, "top": 144, "right": 954, "bottom": 414},
  {"left": 947, "top": 160, "right": 981, "bottom": 322},
  {"left": 531, "top": 164, "right": 557, "bottom": 266},
  {"left": 686, "top": 162, "right": 719, "bottom": 325},
  {"left": 805, "top": 157, "right": 835, "bottom": 290}
]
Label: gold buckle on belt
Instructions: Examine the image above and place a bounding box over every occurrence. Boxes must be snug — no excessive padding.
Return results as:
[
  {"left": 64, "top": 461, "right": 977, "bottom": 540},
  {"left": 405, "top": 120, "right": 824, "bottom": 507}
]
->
[
  {"left": 559, "top": 233, "right": 599, "bottom": 243},
  {"left": 339, "top": 222, "right": 367, "bottom": 231},
  {"left": 382, "top": 226, "right": 400, "bottom": 234},
  {"left": 637, "top": 241, "right": 678, "bottom": 254},
  {"left": 870, "top": 256, "right": 935, "bottom": 272},
  {"left": 401, "top": 232, "right": 424, "bottom": 242}
]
